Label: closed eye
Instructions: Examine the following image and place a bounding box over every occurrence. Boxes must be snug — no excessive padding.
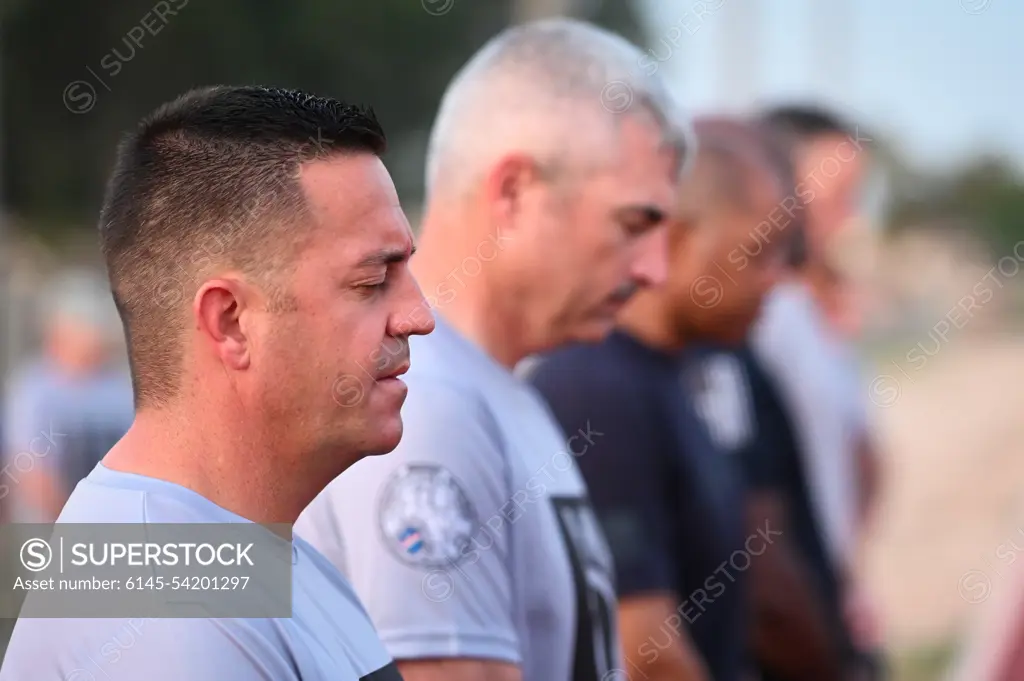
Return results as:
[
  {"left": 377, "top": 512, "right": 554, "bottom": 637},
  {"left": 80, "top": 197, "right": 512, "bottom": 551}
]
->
[
  {"left": 616, "top": 205, "right": 667, "bottom": 236},
  {"left": 353, "top": 245, "right": 413, "bottom": 295},
  {"left": 350, "top": 271, "right": 389, "bottom": 296}
]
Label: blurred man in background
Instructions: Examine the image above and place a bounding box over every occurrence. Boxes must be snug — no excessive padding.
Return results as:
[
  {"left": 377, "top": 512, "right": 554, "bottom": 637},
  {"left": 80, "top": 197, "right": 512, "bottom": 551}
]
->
[
  {"left": 297, "top": 17, "right": 687, "bottom": 681},
  {"left": 672, "top": 115, "right": 851, "bottom": 681},
  {"left": 649, "top": 116, "right": 856, "bottom": 681},
  {"left": 1, "top": 268, "right": 133, "bottom": 522},
  {"left": 756, "top": 105, "right": 879, "bottom": 547},
  {"left": 528, "top": 117, "right": 792, "bottom": 681},
  {"left": 754, "top": 105, "right": 884, "bottom": 680}
]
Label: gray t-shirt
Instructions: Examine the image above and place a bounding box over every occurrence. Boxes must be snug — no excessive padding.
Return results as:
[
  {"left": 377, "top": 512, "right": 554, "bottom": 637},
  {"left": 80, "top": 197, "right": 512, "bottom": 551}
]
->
[
  {"left": 296, "top": 318, "right": 620, "bottom": 681},
  {"left": 0, "top": 464, "right": 401, "bottom": 681}
]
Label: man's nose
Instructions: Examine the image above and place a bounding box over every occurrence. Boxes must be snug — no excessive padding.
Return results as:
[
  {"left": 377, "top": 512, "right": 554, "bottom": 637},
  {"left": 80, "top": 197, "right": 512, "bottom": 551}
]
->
[
  {"left": 416, "top": 307, "right": 436, "bottom": 336},
  {"left": 394, "top": 272, "right": 435, "bottom": 338},
  {"left": 631, "top": 225, "right": 670, "bottom": 288}
]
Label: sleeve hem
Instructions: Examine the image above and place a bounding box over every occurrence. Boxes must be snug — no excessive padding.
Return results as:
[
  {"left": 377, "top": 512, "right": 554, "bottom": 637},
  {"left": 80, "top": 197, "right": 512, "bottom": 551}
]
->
[{"left": 378, "top": 630, "right": 521, "bottom": 665}]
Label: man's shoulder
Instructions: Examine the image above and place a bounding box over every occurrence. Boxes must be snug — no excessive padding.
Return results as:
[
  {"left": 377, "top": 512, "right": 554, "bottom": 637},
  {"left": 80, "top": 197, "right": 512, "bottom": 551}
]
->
[
  {"left": 756, "top": 283, "right": 829, "bottom": 351},
  {"left": 528, "top": 337, "right": 669, "bottom": 451},
  {"left": 58, "top": 470, "right": 234, "bottom": 524},
  {"left": 400, "top": 369, "right": 503, "bottom": 448},
  {"left": 58, "top": 479, "right": 146, "bottom": 523},
  {"left": 528, "top": 335, "right": 657, "bottom": 397},
  {"left": 318, "top": 375, "right": 509, "bottom": 509}
]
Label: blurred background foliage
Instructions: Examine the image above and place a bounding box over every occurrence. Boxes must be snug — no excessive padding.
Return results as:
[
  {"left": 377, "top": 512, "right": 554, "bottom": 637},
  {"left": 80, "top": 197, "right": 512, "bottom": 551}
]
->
[
  {"left": 4, "top": 0, "right": 1024, "bottom": 257},
  {"left": 0, "top": 0, "right": 641, "bottom": 242},
  {"left": 887, "top": 153, "right": 1024, "bottom": 258}
]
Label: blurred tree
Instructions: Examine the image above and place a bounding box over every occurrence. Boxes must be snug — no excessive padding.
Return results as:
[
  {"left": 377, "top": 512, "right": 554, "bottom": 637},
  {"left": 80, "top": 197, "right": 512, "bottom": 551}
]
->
[
  {"left": 888, "top": 155, "right": 1024, "bottom": 256},
  {"left": 947, "top": 158, "right": 1024, "bottom": 255},
  {"left": 1, "top": 0, "right": 642, "bottom": 239},
  {"left": 514, "top": 0, "right": 645, "bottom": 44}
]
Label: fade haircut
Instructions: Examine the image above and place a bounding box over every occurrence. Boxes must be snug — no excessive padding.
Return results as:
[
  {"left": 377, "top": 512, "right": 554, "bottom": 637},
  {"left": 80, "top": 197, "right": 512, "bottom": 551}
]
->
[
  {"left": 99, "top": 85, "right": 386, "bottom": 408},
  {"left": 424, "top": 18, "right": 692, "bottom": 199},
  {"left": 681, "top": 118, "right": 788, "bottom": 212},
  {"left": 674, "top": 117, "right": 804, "bottom": 262}
]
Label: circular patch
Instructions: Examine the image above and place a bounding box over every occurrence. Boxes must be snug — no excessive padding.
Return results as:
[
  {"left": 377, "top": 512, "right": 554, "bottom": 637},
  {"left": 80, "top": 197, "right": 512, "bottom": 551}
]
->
[{"left": 378, "top": 464, "right": 478, "bottom": 569}]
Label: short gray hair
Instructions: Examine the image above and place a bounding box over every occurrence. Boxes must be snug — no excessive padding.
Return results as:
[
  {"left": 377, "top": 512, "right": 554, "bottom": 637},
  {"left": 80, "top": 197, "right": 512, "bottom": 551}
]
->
[{"left": 424, "top": 18, "right": 691, "bottom": 198}]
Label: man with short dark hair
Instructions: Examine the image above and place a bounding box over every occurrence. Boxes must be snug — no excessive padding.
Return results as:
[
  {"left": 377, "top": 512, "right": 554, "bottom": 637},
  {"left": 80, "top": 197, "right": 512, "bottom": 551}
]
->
[
  {"left": 0, "top": 85, "right": 433, "bottom": 680},
  {"left": 528, "top": 117, "right": 791, "bottom": 681}
]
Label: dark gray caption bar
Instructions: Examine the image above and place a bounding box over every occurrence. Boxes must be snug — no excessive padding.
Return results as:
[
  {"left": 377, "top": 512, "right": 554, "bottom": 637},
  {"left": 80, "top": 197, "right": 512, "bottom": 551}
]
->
[{"left": 0, "top": 523, "right": 294, "bottom": 618}]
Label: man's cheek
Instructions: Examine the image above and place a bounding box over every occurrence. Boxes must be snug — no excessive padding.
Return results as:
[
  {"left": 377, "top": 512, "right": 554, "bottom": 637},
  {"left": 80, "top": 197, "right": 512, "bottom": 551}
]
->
[{"left": 733, "top": 272, "right": 761, "bottom": 311}]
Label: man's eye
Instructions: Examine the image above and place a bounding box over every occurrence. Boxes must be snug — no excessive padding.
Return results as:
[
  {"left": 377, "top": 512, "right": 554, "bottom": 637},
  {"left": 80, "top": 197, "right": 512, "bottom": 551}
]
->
[
  {"left": 363, "top": 280, "right": 389, "bottom": 291},
  {"left": 621, "top": 219, "right": 653, "bottom": 238}
]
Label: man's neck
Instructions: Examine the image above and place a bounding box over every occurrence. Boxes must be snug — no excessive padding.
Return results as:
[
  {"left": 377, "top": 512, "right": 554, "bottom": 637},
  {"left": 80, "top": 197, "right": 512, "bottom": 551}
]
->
[
  {"left": 102, "top": 407, "right": 318, "bottom": 525},
  {"left": 413, "top": 215, "right": 532, "bottom": 369}
]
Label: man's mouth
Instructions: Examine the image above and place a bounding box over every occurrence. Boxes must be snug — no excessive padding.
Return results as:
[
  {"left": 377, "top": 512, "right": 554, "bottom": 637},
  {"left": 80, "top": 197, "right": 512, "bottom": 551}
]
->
[
  {"left": 378, "top": 360, "right": 410, "bottom": 381},
  {"left": 607, "top": 281, "right": 639, "bottom": 307}
]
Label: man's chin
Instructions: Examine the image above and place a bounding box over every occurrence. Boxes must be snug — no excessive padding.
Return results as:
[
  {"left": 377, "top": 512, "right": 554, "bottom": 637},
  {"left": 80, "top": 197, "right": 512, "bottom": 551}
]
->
[
  {"left": 565, "top": 315, "right": 618, "bottom": 345},
  {"left": 364, "top": 417, "right": 403, "bottom": 454}
]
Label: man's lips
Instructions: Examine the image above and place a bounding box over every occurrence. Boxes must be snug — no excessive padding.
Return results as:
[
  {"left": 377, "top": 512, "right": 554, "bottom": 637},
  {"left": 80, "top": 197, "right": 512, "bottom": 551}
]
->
[
  {"left": 603, "top": 292, "right": 634, "bottom": 311},
  {"left": 378, "top": 361, "right": 410, "bottom": 381}
]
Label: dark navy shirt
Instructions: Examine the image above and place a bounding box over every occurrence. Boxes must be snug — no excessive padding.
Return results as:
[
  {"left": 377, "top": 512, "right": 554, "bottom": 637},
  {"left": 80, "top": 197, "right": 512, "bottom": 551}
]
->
[
  {"left": 529, "top": 331, "right": 749, "bottom": 681},
  {"left": 725, "top": 344, "right": 853, "bottom": 681}
]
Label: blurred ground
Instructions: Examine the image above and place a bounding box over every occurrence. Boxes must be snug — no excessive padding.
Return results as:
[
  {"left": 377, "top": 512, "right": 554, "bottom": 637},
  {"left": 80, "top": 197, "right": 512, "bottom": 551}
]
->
[{"left": 863, "top": 330, "right": 1024, "bottom": 679}]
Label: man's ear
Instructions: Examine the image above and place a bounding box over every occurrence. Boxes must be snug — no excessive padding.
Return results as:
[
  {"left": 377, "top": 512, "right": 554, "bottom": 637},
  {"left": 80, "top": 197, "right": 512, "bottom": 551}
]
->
[
  {"left": 194, "top": 276, "right": 251, "bottom": 371},
  {"left": 482, "top": 153, "right": 544, "bottom": 236}
]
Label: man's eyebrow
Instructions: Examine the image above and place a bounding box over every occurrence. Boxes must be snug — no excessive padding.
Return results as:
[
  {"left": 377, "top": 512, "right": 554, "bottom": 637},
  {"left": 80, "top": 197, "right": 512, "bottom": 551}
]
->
[
  {"left": 355, "top": 245, "right": 416, "bottom": 268},
  {"left": 614, "top": 204, "right": 667, "bottom": 225}
]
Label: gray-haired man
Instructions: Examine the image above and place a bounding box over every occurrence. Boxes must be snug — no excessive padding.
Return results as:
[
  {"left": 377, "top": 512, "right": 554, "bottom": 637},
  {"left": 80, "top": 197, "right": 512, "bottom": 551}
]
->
[{"left": 297, "top": 17, "right": 690, "bottom": 681}]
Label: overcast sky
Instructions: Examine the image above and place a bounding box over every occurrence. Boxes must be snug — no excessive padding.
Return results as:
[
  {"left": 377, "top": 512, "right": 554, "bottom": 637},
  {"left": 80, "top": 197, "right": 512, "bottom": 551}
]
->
[{"left": 636, "top": 0, "right": 1023, "bottom": 173}]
